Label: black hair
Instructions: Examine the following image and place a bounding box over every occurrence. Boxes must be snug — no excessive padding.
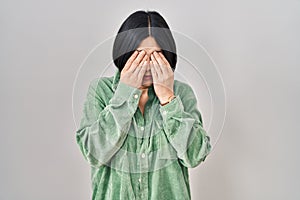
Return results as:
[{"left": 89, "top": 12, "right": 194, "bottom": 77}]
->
[{"left": 112, "top": 10, "right": 177, "bottom": 72}]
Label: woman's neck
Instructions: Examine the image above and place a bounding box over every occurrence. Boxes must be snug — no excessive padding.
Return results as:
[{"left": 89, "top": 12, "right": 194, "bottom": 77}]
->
[{"left": 139, "top": 87, "right": 148, "bottom": 95}]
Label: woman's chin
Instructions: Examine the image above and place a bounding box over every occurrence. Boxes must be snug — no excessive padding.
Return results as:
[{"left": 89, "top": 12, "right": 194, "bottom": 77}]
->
[{"left": 142, "top": 81, "right": 153, "bottom": 87}]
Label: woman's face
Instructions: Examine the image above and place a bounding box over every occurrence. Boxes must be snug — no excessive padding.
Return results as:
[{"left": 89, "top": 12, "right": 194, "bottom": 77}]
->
[{"left": 136, "top": 36, "right": 161, "bottom": 88}]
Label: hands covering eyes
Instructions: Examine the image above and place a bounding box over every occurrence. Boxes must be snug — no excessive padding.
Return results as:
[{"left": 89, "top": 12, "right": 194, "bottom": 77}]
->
[{"left": 120, "top": 50, "right": 174, "bottom": 104}]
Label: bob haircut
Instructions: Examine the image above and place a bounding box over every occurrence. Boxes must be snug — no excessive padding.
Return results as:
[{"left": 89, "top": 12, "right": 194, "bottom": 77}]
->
[{"left": 112, "top": 10, "right": 177, "bottom": 72}]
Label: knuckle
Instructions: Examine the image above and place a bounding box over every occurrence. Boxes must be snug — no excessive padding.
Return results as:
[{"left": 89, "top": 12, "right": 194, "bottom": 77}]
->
[{"left": 132, "top": 60, "right": 139, "bottom": 66}]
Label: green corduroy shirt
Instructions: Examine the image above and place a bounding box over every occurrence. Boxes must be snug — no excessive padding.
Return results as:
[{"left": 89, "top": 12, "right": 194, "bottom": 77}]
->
[{"left": 76, "top": 69, "right": 211, "bottom": 200}]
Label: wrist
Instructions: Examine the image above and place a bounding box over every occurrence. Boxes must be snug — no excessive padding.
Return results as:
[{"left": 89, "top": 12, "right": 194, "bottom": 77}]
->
[{"left": 160, "top": 94, "right": 176, "bottom": 106}]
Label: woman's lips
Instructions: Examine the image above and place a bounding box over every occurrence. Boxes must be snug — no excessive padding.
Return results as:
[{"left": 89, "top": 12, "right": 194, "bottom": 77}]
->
[{"left": 144, "top": 75, "right": 152, "bottom": 80}]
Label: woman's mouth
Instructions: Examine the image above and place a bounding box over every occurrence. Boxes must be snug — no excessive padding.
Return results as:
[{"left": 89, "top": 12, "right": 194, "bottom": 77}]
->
[{"left": 144, "top": 75, "right": 152, "bottom": 79}]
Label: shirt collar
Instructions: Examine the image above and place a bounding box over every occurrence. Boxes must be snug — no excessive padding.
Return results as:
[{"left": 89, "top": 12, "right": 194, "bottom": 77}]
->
[
  {"left": 112, "top": 69, "right": 156, "bottom": 99},
  {"left": 112, "top": 69, "right": 121, "bottom": 92}
]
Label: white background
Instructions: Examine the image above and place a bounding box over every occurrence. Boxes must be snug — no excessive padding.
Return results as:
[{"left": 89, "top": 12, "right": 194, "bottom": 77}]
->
[{"left": 0, "top": 0, "right": 299, "bottom": 199}]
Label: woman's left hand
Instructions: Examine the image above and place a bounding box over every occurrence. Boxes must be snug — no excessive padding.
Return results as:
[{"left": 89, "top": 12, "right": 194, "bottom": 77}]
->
[{"left": 150, "top": 51, "right": 174, "bottom": 104}]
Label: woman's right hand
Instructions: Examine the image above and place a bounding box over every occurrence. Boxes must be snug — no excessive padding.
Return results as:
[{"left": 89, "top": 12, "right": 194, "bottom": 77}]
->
[{"left": 120, "top": 50, "right": 148, "bottom": 89}]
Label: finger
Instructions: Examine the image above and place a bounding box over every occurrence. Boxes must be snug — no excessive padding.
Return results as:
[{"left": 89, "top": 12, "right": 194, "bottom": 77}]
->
[
  {"left": 125, "top": 50, "right": 146, "bottom": 72},
  {"left": 150, "top": 60, "right": 158, "bottom": 83},
  {"left": 128, "top": 51, "right": 147, "bottom": 73},
  {"left": 157, "top": 52, "right": 168, "bottom": 64},
  {"left": 153, "top": 51, "right": 168, "bottom": 74},
  {"left": 158, "top": 52, "right": 172, "bottom": 71},
  {"left": 137, "top": 59, "right": 148, "bottom": 80},
  {"left": 153, "top": 51, "right": 166, "bottom": 67},
  {"left": 132, "top": 54, "right": 148, "bottom": 74},
  {"left": 150, "top": 53, "right": 162, "bottom": 78},
  {"left": 123, "top": 50, "right": 139, "bottom": 72},
  {"left": 149, "top": 60, "right": 155, "bottom": 80},
  {"left": 134, "top": 57, "right": 147, "bottom": 74}
]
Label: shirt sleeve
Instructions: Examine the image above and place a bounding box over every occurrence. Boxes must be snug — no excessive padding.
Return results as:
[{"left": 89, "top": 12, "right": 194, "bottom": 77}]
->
[
  {"left": 159, "top": 84, "right": 211, "bottom": 168},
  {"left": 75, "top": 78, "right": 142, "bottom": 167}
]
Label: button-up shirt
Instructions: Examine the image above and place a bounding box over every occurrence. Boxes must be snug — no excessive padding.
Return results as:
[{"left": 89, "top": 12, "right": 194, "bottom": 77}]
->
[{"left": 76, "top": 69, "right": 211, "bottom": 200}]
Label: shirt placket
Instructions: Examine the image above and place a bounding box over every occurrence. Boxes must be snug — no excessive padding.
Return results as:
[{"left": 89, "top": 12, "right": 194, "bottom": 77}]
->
[
  {"left": 138, "top": 148, "right": 149, "bottom": 199},
  {"left": 136, "top": 106, "right": 150, "bottom": 200}
]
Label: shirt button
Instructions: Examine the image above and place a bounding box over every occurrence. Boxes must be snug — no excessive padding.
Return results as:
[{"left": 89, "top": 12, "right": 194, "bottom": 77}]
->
[
  {"left": 138, "top": 178, "right": 141, "bottom": 182},
  {"left": 163, "top": 110, "right": 167, "bottom": 115},
  {"left": 140, "top": 126, "right": 144, "bottom": 131},
  {"left": 134, "top": 94, "right": 138, "bottom": 99},
  {"left": 141, "top": 153, "right": 145, "bottom": 158}
]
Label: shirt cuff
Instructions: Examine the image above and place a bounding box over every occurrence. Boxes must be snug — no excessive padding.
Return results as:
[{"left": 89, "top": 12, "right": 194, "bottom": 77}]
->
[
  {"left": 159, "top": 95, "right": 185, "bottom": 134},
  {"left": 159, "top": 95, "right": 183, "bottom": 115},
  {"left": 109, "top": 81, "right": 142, "bottom": 114}
]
